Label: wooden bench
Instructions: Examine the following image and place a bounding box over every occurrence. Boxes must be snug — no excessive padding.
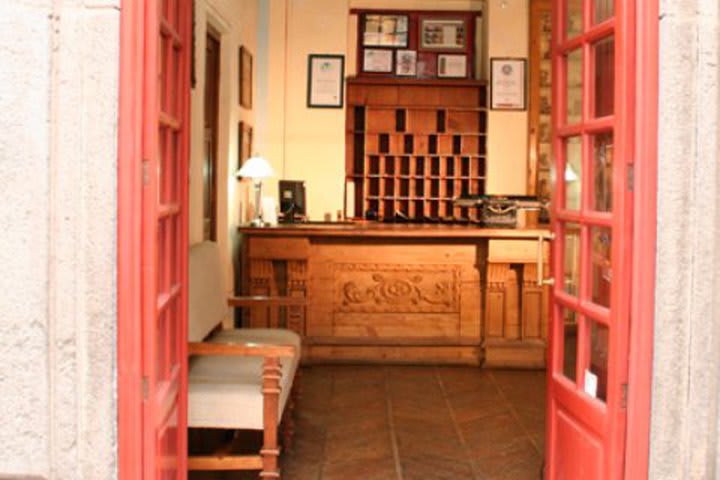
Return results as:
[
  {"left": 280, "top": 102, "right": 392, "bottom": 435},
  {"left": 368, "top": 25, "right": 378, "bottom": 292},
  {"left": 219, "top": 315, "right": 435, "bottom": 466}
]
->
[{"left": 188, "top": 241, "right": 303, "bottom": 478}]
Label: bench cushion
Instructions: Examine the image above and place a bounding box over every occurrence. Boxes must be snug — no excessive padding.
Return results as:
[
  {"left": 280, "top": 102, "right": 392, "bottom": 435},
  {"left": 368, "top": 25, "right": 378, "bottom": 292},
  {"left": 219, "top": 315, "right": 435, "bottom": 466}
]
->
[{"left": 188, "top": 328, "right": 301, "bottom": 430}]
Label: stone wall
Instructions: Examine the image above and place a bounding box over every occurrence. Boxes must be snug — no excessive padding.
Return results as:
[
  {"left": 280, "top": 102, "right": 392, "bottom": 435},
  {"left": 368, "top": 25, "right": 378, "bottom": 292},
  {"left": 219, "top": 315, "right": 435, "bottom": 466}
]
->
[
  {"left": 0, "top": 1, "right": 119, "bottom": 478},
  {"left": 651, "top": 0, "right": 720, "bottom": 478}
]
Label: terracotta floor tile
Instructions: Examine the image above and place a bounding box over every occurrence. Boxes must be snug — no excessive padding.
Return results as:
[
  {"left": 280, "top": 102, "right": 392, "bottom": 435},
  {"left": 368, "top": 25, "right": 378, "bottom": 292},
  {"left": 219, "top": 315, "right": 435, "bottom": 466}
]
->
[{"left": 194, "top": 365, "right": 546, "bottom": 480}]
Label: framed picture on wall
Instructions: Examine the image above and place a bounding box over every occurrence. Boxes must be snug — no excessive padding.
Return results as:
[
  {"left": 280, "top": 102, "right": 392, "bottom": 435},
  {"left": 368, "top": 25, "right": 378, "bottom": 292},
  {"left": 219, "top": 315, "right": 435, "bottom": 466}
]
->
[
  {"left": 307, "top": 54, "right": 345, "bottom": 108},
  {"left": 395, "top": 50, "right": 417, "bottom": 76},
  {"left": 491, "top": 57, "right": 528, "bottom": 110},
  {"left": 239, "top": 46, "right": 253, "bottom": 109},
  {"left": 363, "top": 48, "right": 393, "bottom": 73},
  {"left": 237, "top": 121, "right": 253, "bottom": 170},
  {"left": 437, "top": 54, "right": 467, "bottom": 78},
  {"left": 420, "top": 18, "right": 467, "bottom": 50},
  {"left": 362, "top": 14, "right": 409, "bottom": 48}
]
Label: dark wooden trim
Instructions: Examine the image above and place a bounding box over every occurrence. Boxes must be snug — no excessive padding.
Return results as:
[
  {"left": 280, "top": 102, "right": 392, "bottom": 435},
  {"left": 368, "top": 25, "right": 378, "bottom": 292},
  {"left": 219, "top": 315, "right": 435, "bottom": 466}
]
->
[
  {"left": 238, "top": 224, "right": 551, "bottom": 239},
  {"left": 347, "top": 75, "right": 486, "bottom": 87},
  {"left": 350, "top": 8, "right": 482, "bottom": 17},
  {"left": 228, "top": 295, "right": 307, "bottom": 307},
  {"left": 188, "top": 455, "right": 263, "bottom": 471}
]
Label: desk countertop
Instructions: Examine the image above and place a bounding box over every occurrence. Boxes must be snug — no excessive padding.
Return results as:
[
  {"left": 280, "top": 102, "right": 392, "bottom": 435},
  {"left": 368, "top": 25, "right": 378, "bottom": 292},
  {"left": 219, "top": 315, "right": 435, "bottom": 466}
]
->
[{"left": 238, "top": 222, "right": 551, "bottom": 239}]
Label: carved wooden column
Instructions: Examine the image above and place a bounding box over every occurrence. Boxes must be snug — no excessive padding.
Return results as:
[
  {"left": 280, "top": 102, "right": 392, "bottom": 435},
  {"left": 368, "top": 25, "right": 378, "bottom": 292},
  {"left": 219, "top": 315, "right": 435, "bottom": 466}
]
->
[
  {"left": 260, "top": 356, "right": 282, "bottom": 479},
  {"left": 286, "top": 260, "right": 307, "bottom": 335},
  {"left": 521, "top": 263, "right": 549, "bottom": 340},
  {"left": 484, "top": 239, "right": 549, "bottom": 368},
  {"left": 485, "top": 263, "right": 519, "bottom": 340},
  {"left": 249, "top": 259, "right": 274, "bottom": 328}
]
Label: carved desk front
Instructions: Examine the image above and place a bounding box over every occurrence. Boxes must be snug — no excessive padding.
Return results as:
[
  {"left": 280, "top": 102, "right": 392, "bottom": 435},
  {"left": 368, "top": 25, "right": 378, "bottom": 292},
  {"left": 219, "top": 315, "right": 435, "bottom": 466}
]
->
[{"left": 238, "top": 224, "right": 550, "bottom": 366}]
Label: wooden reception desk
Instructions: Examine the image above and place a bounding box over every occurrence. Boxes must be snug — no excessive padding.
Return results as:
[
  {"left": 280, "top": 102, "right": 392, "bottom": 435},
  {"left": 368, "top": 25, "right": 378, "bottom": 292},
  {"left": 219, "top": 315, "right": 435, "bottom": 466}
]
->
[{"left": 238, "top": 223, "right": 551, "bottom": 368}]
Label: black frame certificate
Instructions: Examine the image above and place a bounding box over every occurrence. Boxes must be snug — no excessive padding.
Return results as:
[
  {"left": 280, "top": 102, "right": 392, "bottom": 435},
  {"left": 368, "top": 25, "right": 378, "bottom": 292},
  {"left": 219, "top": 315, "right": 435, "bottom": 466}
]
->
[
  {"left": 307, "top": 54, "right": 345, "bottom": 108},
  {"left": 491, "top": 58, "right": 528, "bottom": 110}
]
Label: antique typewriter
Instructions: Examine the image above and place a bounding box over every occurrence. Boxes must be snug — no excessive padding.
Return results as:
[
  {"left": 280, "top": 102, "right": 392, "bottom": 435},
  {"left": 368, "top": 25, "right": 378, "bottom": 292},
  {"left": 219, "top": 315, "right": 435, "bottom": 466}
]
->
[{"left": 453, "top": 195, "right": 549, "bottom": 228}]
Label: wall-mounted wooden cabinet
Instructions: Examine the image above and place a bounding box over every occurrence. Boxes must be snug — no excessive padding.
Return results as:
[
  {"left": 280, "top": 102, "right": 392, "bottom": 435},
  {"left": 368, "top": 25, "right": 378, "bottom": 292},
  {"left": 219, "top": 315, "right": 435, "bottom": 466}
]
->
[{"left": 346, "top": 77, "right": 488, "bottom": 222}]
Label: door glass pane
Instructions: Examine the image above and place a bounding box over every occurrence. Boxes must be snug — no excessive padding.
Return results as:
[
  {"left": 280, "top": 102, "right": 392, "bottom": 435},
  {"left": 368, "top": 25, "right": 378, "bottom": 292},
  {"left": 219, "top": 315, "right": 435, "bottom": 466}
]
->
[
  {"left": 564, "top": 137, "right": 582, "bottom": 210},
  {"left": 587, "top": 320, "right": 609, "bottom": 402},
  {"left": 567, "top": 0, "right": 583, "bottom": 38},
  {"left": 591, "top": 227, "right": 612, "bottom": 307},
  {"left": 566, "top": 49, "right": 583, "bottom": 124},
  {"left": 594, "top": 36, "right": 615, "bottom": 117},
  {"left": 563, "top": 309, "right": 578, "bottom": 382},
  {"left": 564, "top": 222, "right": 581, "bottom": 295},
  {"left": 594, "top": 0, "right": 614, "bottom": 24},
  {"left": 593, "top": 133, "right": 613, "bottom": 212}
]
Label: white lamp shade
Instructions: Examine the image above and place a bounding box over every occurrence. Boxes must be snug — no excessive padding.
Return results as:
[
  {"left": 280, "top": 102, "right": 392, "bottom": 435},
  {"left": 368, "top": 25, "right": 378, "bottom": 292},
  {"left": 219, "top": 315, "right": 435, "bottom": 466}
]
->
[{"left": 238, "top": 155, "right": 274, "bottom": 179}]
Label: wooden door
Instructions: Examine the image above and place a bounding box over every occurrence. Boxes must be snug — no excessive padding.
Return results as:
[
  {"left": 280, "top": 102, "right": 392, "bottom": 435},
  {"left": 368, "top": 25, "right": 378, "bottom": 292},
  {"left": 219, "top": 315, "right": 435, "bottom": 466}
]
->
[
  {"left": 546, "top": 0, "right": 634, "bottom": 478},
  {"left": 141, "top": 1, "right": 192, "bottom": 478},
  {"left": 203, "top": 31, "right": 220, "bottom": 241}
]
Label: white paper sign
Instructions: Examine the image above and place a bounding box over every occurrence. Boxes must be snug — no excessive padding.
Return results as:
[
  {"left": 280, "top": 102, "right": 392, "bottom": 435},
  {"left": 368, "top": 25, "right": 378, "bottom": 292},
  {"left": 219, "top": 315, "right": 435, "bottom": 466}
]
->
[{"left": 584, "top": 369, "right": 598, "bottom": 398}]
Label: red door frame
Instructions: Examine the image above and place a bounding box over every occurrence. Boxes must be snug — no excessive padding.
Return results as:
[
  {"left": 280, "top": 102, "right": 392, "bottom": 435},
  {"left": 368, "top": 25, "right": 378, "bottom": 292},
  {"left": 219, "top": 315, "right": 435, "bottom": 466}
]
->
[
  {"left": 118, "top": 1, "right": 146, "bottom": 477},
  {"left": 624, "top": 0, "right": 658, "bottom": 478},
  {"left": 118, "top": 1, "right": 192, "bottom": 479},
  {"left": 118, "top": 1, "right": 659, "bottom": 478}
]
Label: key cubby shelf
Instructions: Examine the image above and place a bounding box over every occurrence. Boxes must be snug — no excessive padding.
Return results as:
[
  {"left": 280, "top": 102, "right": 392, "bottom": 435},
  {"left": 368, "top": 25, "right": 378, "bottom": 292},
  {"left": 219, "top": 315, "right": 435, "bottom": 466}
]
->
[{"left": 346, "top": 77, "right": 488, "bottom": 222}]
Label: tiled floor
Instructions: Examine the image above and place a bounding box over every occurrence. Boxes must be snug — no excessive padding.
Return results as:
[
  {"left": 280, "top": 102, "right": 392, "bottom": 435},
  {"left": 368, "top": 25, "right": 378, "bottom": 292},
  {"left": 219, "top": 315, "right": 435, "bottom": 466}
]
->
[
  {"left": 193, "top": 365, "right": 545, "bottom": 480},
  {"left": 288, "top": 365, "right": 544, "bottom": 480}
]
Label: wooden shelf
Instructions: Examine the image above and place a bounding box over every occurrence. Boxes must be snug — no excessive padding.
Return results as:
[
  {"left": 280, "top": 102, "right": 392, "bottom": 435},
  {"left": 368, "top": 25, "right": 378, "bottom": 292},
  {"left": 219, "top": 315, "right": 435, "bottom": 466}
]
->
[{"left": 346, "top": 81, "right": 488, "bottom": 222}]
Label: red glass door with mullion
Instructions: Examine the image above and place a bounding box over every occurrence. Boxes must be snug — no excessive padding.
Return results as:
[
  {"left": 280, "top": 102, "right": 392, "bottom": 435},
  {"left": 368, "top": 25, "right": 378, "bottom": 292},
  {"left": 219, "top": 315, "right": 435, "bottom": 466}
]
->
[
  {"left": 546, "top": 0, "right": 633, "bottom": 479},
  {"left": 141, "top": 1, "right": 191, "bottom": 479}
]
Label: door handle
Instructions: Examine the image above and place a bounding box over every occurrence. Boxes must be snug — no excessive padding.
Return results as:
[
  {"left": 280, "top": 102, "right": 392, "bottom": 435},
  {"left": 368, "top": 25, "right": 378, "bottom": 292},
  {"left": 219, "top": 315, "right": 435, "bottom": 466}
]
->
[{"left": 537, "top": 233, "right": 555, "bottom": 287}]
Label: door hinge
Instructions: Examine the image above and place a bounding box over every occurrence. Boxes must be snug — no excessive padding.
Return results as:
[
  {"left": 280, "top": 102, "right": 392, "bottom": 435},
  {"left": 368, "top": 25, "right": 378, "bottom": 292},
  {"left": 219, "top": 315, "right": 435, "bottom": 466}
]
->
[
  {"left": 621, "top": 383, "right": 628, "bottom": 409},
  {"left": 142, "top": 159, "right": 151, "bottom": 186},
  {"left": 142, "top": 376, "right": 149, "bottom": 401},
  {"left": 627, "top": 165, "right": 635, "bottom": 192}
]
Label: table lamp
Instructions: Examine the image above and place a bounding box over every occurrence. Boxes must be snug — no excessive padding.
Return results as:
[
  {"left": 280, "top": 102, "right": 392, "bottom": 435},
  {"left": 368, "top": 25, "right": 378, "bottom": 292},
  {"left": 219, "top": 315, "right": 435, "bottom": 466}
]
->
[{"left": 237, "top": 155, "right": 274, "bottom": 227}]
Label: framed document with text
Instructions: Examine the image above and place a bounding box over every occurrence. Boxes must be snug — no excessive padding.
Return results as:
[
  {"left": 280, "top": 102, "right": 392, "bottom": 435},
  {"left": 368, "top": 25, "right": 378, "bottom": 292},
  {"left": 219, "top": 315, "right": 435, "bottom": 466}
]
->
[
  {"left": 491, "top": 58, "right": 527, "bottom": 110},
  {"left": 307, "top": 54, "right": 345, "bottom": 108}
]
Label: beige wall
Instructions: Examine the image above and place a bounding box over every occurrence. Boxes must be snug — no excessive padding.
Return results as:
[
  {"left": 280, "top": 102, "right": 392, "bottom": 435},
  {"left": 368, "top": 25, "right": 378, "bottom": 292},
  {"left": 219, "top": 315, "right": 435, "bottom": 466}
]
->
[
  {"left": 486, "top": 0, "right": 529, "bottom": 194},
  {"left": 260, "top": 0, "right": 499, "bottom": 221},
  {"left": 190, "top": 0, "right": 259, "bottom": 290}
]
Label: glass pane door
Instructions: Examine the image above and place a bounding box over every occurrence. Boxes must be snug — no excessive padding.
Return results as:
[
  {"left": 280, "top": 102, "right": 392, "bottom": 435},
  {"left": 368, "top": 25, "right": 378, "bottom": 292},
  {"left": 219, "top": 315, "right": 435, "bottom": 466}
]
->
[{"left": 546, "top": 0, "right": 633, "bottom": 478}]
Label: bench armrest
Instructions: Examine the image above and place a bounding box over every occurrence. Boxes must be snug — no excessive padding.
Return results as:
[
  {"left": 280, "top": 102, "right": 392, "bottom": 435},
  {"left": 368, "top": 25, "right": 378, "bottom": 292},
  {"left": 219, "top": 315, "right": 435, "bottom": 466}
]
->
[
  {"left": 227, "top": 296, "right": 307, "bottom": 308},
  {"left": 189, "top": 341, "right": 296, "bottom": 358}
]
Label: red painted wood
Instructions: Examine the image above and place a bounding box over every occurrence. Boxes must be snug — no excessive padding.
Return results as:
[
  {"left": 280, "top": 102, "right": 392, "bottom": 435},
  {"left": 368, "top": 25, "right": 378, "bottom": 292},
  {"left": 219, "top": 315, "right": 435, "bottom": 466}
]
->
[
  {"left": 118, "top": 0, "right": 146, "bottom": 478},
  {"left": 545, "top": 0, "right": 645, "bottom": 478},
  {"left": 119, "top": 1, "right": 191, "bottom": 479},
  {"left": 624, "top": 0, "right": 658, "bottom": 477}
]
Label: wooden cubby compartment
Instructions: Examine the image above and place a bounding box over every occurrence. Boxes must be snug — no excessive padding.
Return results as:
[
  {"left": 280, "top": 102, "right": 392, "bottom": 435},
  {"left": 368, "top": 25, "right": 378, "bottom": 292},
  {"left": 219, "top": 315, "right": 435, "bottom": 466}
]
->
[{"left": 346, "top": 77, "right": 488, "bottom": 222}]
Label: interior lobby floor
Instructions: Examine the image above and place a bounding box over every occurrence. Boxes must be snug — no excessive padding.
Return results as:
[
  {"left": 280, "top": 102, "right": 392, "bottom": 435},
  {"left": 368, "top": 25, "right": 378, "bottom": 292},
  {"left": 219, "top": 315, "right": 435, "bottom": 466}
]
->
[
  {"left": 285, "top": 365, "right": 545, "bottom": 480},
  {"left": 192, "top": 365, "right": 545, "bottom": 480}
]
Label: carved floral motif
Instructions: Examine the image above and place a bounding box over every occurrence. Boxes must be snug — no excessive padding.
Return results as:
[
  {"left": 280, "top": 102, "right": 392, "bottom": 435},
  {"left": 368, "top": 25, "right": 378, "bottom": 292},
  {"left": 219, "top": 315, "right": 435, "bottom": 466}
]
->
[{"left": 334, "top": 264, "right": 460, "bottom": 313}]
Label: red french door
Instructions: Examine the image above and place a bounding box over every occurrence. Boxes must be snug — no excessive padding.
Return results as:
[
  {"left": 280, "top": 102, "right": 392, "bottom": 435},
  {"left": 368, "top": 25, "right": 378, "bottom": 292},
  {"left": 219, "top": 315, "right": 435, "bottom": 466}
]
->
[
  {"left": 119, "top": 1, "right": 192, "bottom": 479},
  {"left": 142, "top": 1, "right": 192, "bottom": 478},
  {"left": 546, "top": 0, "right": 635, "bottom": 478}
]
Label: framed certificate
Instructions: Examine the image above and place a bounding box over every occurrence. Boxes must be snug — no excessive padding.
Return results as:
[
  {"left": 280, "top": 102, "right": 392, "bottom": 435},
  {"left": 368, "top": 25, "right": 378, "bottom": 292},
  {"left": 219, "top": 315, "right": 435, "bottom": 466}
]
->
[
  {"left": 491, "top": 58, "right": 528, "bottom": 110},
  {"left": 307, "top": 54, "right": 345, "bottom": 108},
  {"left": 395, "top": 50, "right": 417, "bottom": 77},
  {"left": 420, "top": 18, "right": 467, "bottom": 50},
  {"left": 363, "top": 49, "right": 393, "bottom": 73},
  {"left": 437, "top": 54, "right": 467, "bottom": 78},
  {"left": 362, "top": 14, "right": 409, "bottom": 48}
]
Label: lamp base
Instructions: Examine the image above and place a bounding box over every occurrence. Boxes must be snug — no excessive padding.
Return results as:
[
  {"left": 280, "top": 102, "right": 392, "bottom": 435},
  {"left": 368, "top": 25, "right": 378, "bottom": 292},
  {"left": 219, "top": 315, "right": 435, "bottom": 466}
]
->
[{"left": 249, "top": 217, "right": 265, "bottom": 227}]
